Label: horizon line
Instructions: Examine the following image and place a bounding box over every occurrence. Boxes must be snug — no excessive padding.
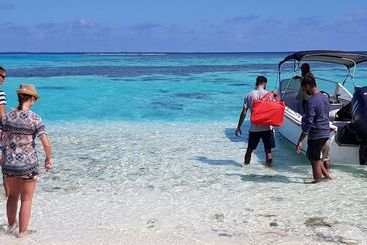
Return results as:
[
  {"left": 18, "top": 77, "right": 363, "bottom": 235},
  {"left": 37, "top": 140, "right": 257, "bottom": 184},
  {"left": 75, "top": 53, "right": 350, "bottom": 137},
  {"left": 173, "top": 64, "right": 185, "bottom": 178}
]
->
[
  {"left": 0, "top": 51, "right": 293, "bottom": 54},
  {"left": 1, "top": 50, "right": 366, "bottom": 55}
]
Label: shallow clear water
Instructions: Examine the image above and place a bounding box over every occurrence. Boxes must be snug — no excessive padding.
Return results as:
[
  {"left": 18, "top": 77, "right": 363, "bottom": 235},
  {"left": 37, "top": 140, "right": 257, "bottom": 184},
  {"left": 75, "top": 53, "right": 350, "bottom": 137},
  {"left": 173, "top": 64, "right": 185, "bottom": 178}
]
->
[
  {"left": 0, "top": 53, "right": 366, "bottom": 244},
  {"left": 0, "top": 122, "right": 366, "bottom": 244}
]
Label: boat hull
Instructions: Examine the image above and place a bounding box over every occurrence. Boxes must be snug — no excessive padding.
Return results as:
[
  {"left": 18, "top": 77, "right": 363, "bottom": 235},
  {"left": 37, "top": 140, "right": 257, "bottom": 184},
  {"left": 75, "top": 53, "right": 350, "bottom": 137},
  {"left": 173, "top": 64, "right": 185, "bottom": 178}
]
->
[{"left": 277, "top": 107, "right": 359, "bottom": 165}]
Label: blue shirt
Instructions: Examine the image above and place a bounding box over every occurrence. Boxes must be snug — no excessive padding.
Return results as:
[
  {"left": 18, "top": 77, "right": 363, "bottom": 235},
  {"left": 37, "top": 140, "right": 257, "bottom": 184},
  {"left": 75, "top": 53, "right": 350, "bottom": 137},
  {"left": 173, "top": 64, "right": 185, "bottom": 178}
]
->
[{"left": 301, "top": 92, "right": 330, "bottom": 139}]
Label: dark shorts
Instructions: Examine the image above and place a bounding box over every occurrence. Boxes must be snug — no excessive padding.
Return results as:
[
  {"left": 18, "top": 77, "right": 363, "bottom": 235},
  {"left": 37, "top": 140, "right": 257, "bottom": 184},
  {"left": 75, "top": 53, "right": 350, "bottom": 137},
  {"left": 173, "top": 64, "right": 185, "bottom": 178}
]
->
[
  {"left": 248, "top": 130, "right": 275, "bottom": 151},
  {"left": 307, "top": 138, "right": 329, "bottom": 162},
  {"left": 2, "top": 164, "right": 39, "bottom": 180}
]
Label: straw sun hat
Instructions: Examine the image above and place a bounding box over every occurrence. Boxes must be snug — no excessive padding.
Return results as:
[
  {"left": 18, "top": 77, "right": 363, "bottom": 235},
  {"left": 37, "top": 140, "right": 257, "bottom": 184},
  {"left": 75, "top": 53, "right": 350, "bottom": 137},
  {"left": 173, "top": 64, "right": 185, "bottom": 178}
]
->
[{"left": 16, "top": 84, "right": 40, "bottom": 99}]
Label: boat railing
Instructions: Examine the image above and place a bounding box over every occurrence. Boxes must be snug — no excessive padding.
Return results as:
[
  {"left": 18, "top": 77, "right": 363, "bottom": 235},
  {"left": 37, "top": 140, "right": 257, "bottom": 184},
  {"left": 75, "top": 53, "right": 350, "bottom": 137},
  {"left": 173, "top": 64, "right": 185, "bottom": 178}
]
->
[{"left": 312, "top": 77, "right": 353, "bottom": 103}]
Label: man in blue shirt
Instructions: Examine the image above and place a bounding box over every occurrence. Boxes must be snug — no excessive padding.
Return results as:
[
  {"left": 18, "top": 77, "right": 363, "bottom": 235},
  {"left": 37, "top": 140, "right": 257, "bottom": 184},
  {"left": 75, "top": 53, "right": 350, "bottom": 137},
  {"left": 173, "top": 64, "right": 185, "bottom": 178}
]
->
[
  {"left": 235, "top": 76, "right": 275, "bottom": 166},
  {"left": 296, "top": 75, "right": 331, "bottom": 182}
]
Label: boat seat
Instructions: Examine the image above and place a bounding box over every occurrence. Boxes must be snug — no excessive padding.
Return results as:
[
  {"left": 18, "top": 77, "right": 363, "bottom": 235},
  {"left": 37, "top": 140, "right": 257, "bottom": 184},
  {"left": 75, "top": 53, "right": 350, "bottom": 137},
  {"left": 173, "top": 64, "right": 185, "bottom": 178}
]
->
[
  {"left": 284, "top": 95, "right": 343, "bottom": 118},
  {"left": 329, "top": 109, "right": 339, "bottom": 120},
  {"left": 329, "top": 102, "right": 343, "bottom": 110},
  {"left": 329, "top": 102, "right": 343, "bottom": 120}
]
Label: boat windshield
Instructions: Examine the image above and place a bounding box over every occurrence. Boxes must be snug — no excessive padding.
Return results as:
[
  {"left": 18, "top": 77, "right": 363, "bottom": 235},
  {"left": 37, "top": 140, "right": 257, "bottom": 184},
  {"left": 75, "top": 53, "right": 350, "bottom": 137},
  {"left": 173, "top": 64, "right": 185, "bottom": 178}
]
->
[
  {"left": 279, "top": 61, "right": 356, "bottom": 114},
  {"left": 280, "top": 61, "right": 353, "bottom": 92}
]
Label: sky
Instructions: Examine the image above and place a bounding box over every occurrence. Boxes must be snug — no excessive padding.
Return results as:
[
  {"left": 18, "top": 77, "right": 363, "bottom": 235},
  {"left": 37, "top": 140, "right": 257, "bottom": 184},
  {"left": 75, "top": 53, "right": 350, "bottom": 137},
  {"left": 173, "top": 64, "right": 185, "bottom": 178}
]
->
[{"left": 0, "top": 0, "right": 367, "bottom": 52}]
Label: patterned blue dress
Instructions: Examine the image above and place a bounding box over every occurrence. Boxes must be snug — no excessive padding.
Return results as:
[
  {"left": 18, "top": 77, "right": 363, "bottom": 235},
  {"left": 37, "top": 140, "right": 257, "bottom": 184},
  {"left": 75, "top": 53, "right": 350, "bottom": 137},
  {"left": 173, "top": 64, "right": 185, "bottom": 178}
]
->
[{"left": 0, "top": 109, "right": 47, "bottom": 179}]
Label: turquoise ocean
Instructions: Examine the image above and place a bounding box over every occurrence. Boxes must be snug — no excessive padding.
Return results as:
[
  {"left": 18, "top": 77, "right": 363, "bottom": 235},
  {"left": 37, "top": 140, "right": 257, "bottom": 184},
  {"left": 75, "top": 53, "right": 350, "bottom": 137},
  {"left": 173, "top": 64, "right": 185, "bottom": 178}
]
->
[{"left": 0, "top": 53, "right": 366, "bottom": 244}]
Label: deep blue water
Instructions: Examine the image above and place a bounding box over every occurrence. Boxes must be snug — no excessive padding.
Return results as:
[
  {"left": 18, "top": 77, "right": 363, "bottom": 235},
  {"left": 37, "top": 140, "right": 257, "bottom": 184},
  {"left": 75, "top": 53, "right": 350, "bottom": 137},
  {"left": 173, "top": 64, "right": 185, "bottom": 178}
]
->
[{"left": 0, "top": 52, "right": 366, "bottom": 122}]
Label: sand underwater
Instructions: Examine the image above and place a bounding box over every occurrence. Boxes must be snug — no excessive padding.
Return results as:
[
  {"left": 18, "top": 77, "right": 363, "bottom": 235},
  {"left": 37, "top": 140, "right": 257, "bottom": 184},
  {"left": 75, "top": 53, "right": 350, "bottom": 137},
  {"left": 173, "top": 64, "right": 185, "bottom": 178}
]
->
[{"left": 0, "top": 122, "right": 366, "bottom": 244}]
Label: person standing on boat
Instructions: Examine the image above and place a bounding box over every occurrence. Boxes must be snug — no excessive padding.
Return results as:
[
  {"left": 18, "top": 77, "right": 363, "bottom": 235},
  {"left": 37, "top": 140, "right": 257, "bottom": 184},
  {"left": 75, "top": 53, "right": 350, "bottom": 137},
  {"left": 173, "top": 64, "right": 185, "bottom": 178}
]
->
[
  {"left": 300, "top": 63, "right": 313, "bottom": 78},
  {"left": 296, "top": 76, "right": 331, "bottom": 182},
  {"left": 235, "top": 76, "right": 275, "bottom": 166},
  {"left": 297, "top": 63, "right": 314, "bottom": 113}
]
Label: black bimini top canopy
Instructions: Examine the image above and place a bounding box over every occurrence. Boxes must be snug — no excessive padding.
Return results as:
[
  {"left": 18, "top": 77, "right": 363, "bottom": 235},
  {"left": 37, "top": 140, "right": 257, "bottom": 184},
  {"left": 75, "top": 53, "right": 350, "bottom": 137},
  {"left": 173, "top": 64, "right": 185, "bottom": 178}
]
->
[{"left": 279, "top": 50, "right": 367, "bottom": 69}]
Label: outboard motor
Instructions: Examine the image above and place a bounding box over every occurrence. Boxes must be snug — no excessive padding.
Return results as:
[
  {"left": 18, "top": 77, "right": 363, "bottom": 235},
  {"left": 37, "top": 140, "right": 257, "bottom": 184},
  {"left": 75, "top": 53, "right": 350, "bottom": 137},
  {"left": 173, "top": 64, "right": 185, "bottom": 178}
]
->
[
  {"left": 351, "top": 86, "right": 367, "bottom": 143},
  {"left": 352, "top": 86, "right": 367, "bottom": 164},
  {"left": 336, "top": 86, "right": 367, "bottom": 164}
]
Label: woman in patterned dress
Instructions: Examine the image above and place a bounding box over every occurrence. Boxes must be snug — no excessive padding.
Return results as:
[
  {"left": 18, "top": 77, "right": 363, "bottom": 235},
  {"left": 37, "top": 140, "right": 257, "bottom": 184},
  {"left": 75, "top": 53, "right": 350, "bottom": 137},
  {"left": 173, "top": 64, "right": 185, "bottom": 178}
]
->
[{"left": 0, "top": 84, "right": 53, "bottom": 238}]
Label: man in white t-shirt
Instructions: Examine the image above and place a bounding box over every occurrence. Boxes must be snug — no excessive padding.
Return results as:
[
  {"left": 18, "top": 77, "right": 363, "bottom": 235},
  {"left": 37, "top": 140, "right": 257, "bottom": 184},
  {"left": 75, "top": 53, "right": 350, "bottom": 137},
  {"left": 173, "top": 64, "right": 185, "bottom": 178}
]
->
[{"left": 235, "top": 76, "right": 275, "bottom": 166}]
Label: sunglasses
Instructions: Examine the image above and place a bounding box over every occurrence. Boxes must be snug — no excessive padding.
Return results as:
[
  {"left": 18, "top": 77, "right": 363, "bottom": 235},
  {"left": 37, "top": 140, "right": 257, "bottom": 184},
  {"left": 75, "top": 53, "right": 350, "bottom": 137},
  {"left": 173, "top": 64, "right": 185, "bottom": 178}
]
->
[{"left": 0, "top": 74, "right": 5, "bottom": 79}]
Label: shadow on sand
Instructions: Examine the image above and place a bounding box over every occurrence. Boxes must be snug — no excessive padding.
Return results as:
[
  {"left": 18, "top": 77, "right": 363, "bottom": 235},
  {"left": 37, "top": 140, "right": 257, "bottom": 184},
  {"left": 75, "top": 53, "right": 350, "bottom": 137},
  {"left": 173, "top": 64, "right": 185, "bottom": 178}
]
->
[
  {"left": 226, "top": 173, "right": 304, "bottom": 184},
  {"left": 224, "top": 127, "right": 308, "bottom": 166},
  {"left": 332, "top": 164, "right": 367, "bottom": 179},
  {"left": 224, "top": 127, "right": 312, "bottom": 177},
  {"left": 222, "top": 127, "right": 367, "bottom": 183},
  {"left": 224, "top": 127, "right": 246, "bottom": 143},
  {"left": 195, "top": 156, "right": 242, "bottom": 167}
]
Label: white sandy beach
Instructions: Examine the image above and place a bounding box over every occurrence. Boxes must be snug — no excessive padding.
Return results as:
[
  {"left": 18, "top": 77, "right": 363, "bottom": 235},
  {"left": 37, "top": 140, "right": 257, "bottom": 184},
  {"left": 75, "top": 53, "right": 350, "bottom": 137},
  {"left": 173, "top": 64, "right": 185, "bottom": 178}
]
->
[{"left": 0, "top": 122, "right": 366, "bottom": 244}]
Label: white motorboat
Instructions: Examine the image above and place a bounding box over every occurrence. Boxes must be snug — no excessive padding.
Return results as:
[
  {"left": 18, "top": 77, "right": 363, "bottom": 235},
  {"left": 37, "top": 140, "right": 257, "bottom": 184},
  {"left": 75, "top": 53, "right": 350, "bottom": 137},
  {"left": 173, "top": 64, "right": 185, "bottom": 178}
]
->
[{"left": 277, "top": 50, "right": 367, "bottom": 165}]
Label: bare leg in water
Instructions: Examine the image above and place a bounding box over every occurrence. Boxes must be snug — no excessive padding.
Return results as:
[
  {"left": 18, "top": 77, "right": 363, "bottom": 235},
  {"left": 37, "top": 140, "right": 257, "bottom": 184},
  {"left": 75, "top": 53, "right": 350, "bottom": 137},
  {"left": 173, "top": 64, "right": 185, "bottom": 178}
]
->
[
  {"left": 321, "top": 161, "right": 332, "bottom": 179},
  {"left": 265, "top": 149, "right": 272, "bottom": 167},
  {"left": 3, "top": 174, "right": 9, "bottom": 197},
  {"left": 311, "top": 160, "right": 324, "bottom": 183},
  {"left": 6, "top": 176, "right": 37, "bottom": 237},
  {"left": 323, "top": 160, "right": 331, "bottom": 171},
  {"left": 5, "top": 177, "right": 20, "bottom": 230},
  {"left": 321, "top": 140, "right": 331, "bottom": 172},
  {"left": 244, "top": 148, "right": 253, "bottom": 164}
]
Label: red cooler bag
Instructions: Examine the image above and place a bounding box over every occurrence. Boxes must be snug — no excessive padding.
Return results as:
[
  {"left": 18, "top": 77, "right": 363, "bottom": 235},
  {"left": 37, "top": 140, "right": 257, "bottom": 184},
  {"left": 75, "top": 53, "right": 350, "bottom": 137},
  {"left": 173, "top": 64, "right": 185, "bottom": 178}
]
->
[{"left": 250, "top": 92, "right": 285, "bottom": 126}]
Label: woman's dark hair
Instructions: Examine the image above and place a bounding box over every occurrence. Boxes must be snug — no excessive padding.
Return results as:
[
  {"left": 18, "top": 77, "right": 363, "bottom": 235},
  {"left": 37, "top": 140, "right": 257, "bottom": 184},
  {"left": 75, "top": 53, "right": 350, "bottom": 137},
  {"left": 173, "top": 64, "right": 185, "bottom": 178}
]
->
[
  {"left": 301, "top": 75, "right": 317, "bottom": 88},
  {"left": 17, "top": 93, "right": 34, "bottom": 110},
  {"left": 255, "top": 76, "right": 267, "bottom": 86}
]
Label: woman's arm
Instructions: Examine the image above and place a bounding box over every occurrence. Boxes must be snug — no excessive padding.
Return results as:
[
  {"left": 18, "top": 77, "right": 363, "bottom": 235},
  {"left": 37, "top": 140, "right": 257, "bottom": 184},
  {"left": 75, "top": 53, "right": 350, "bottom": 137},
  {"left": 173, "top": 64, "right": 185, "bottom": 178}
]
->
[
  {"left": 0, "top": 105, "right": 5, "bottom": 118},
  {"left": 40, "top": 134, "right": 53, "bottom": 171},
  {"left": 0, "top": 131, "right": 3, "bottom": 165}
]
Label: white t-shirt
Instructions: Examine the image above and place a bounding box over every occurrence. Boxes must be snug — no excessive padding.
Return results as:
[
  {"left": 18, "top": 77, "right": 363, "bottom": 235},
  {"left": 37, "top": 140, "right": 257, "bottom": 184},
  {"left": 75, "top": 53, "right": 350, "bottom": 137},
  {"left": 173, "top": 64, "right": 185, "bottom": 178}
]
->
[
  {"left": 243, "top": 87, "right": 272, "bottom": 132},
  {"left": 0, "top": 90, "right": 7, "bottom": 105}
]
